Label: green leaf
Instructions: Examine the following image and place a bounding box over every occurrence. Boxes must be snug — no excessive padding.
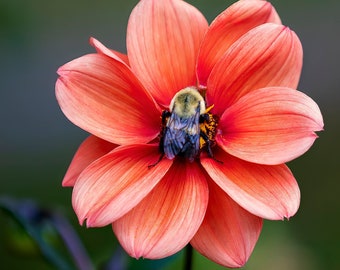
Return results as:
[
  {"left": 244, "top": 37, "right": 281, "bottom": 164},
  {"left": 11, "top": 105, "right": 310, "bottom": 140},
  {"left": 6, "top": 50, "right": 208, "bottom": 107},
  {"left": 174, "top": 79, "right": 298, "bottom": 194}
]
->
[{"left": 0, "top": 196, "right": 93, "bottom": 270}]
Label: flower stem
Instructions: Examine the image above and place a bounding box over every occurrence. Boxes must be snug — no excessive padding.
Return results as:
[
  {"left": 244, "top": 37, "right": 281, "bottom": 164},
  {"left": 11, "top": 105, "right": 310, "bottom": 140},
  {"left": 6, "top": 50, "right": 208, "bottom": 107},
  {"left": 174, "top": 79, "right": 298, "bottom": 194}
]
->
[{"left": 184, "top": 244, "right": 193, "bottom": 270}]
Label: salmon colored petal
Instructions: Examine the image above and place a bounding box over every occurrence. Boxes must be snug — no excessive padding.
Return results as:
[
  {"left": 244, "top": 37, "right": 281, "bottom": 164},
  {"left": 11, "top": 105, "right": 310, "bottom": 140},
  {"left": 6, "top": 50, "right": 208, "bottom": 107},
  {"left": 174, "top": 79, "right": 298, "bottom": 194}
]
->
[
  {"left": 207, "top": 23, "right": 303, "bottom": 116},
  {"left": 90, "top": 37, "right": 129, "bottom": 65},
  {"left": 56, "top": 54, "right": 161, "bottom": 145},
  {"left": 197, "top": 0, "right": 281, "bottom": 86},
  {"left": 113, "top": 159, "right": 209, "bottom": 259},
  {"left": 217, "top": 87, "right": 324, "bottom": 165},
  {"left": 191, "top": 180, "right": 263, "bottom": 268},
  {"left": 127, "top": 0, "right": 208, "bottom": 106},
  {"left": 72, "top": 144, "right": 172, "bottom": 227},
  {"left": 201, "top": 148, "right": 300, "bottom": 220},
  {"left": 62, "top": 136, "right": 117, "bottom": 187}
]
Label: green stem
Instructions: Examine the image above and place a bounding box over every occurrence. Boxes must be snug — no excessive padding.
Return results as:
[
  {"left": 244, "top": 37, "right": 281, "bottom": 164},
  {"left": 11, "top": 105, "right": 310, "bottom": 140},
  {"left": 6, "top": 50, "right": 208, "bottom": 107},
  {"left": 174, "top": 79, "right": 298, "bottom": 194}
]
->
[{"left": 184, "top": 244, "right": 193, "bottom": 270}]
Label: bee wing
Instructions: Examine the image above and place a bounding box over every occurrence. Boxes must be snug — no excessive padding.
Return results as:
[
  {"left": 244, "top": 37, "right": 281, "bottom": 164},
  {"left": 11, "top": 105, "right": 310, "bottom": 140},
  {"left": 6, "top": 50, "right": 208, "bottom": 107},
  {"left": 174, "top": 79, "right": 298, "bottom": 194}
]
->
[{"left": 163, "top": 106, "right": 200, "bottom": 160}]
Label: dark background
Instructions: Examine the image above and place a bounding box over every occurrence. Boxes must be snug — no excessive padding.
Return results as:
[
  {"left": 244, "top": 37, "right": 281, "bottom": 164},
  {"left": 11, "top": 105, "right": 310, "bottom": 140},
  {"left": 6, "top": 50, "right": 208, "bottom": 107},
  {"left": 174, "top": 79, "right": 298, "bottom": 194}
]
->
[{"left": 1, "top": 0, "right": 339, "bottom": 269}]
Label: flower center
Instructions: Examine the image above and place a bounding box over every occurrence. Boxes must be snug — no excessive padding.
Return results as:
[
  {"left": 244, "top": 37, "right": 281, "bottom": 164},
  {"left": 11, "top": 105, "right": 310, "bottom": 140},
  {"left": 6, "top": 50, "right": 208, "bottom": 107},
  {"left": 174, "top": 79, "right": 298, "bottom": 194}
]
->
[{"left": 158, "top": 87, "right": 218, "bottom": 162}]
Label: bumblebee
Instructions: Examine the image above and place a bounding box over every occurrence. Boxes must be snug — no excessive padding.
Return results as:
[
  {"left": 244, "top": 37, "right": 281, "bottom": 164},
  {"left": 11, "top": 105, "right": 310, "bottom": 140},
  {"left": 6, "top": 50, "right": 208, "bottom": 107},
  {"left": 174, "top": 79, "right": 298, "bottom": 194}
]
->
[{"left": 156, "top": 87, "right": 218, "bottom": 163}]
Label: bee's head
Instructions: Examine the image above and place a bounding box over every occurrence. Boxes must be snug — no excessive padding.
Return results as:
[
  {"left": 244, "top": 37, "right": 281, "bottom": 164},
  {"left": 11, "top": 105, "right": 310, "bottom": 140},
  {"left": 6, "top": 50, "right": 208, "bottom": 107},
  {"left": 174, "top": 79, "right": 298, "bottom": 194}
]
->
[{"left": 169, "top": 87, "right": 206, "bottom": 118}]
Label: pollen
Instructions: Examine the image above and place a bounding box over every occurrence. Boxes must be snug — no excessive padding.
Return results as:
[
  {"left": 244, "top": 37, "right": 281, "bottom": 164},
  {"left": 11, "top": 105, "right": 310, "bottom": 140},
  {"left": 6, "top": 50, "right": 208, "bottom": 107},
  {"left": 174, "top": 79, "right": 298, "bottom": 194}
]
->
[{"left": 199, "top": 109, "right": 219, "bottom": 151}]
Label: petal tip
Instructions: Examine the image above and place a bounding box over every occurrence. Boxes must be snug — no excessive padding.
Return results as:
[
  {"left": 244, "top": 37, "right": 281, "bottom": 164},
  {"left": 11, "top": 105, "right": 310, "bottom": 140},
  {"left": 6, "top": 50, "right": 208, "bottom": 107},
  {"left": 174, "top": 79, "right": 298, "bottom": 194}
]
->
[
  {"left": 56, "top": 66, "right": 70, "bottom": 77},
  {"left": 61, "top": 179, "right": 72, "bottom": 187},
  {"left": 78, "top": 216, "right": 86, "bottom": 226},
  {"left": 56, "top": 66, "right": 64, "bottom": 76},
  {"left": 89, "top": 36, "right": 96, "bottom": 46}
]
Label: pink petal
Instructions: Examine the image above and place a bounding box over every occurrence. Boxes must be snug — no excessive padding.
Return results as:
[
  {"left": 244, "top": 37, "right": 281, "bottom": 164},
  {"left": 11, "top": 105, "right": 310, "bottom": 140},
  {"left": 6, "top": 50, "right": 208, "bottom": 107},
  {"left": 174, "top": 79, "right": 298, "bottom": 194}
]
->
[
  {"left": 90, "top": 37, "right": 129, "bottom": 65},
  {"left": 56, "top": 53, "right": 161, "bottom": 145},
  {"left": 191, "top": 180, "right": 263, "bottom": 268},
  {"left": 217, "top": 87, "right": 324, "bottom": 165},
  {"left": 207, "top": 23, "right": 303, "bottom": 116},
  {"left": 62, "top": 135, "right": 117, "bottom": 187},
  {"left": 197, "top": 0, "right": 281, "bottom": 86},
  {"left": 127, "top": 0, "right": 208, "bottom": 107},
  {"left": 72, "top": 144, "right": 172, "bottom": 227},
  {"left": 201, "top": 148, "right": 300, "bottom": 220},
  {"left": 113, "top": 159, "right": 209, "bottom": 259}
]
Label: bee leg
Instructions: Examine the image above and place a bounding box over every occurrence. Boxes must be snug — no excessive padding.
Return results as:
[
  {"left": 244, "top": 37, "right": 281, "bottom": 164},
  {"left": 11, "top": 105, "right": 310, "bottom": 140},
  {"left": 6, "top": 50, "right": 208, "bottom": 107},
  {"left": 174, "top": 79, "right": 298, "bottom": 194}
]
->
[
  {"left": 149, "top": 110, "right": 171, "bottom": 169},
  {"left": 162, "top": 110, "right": 171, "bottom": 125},
  {"left": 200, "top": 131, "right": 214, "bottom": 157},
  {"left": 149, "top": 131, "right": 166, "bottom": 168},
  {"left": 148, "top": 152, "right": 165, "bottom": 169},
  {"left": 200, "top": 132, "right": 223, "bottom": 164}
]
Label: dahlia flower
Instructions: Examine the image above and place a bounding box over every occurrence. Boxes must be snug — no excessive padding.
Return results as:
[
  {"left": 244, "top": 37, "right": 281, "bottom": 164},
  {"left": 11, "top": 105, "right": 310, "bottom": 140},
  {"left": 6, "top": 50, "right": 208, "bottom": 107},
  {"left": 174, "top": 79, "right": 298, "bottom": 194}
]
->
[{"left": 56, "top": 0, "right": 323, "bottom": 267}]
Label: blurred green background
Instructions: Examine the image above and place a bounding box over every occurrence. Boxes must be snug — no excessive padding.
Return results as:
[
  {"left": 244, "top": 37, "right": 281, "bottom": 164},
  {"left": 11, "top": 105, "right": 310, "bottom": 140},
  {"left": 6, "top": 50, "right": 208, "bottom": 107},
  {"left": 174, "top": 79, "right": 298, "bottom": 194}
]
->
[{"left": 0, "top": 0, "right": 339, "bottom": 269}]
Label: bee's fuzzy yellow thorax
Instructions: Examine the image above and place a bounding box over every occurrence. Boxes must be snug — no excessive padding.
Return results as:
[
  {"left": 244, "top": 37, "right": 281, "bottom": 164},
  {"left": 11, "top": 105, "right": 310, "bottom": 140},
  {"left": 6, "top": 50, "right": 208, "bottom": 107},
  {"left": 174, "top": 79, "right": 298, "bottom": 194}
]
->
[{"left": 169, "top": 87, "right": 206, "bottom": 118}]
